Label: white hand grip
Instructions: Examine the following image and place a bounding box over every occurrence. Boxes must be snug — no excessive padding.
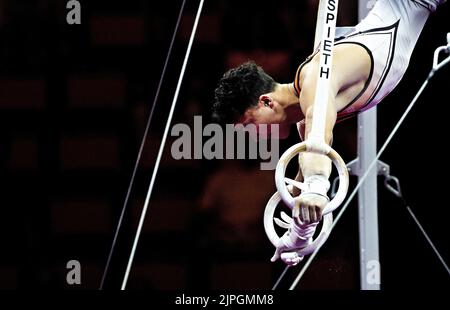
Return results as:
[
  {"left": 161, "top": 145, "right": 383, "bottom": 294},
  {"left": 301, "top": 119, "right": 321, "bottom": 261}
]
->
[
  {"left": 274, "top": 142, "right": 349, "bottom": 216},
  {"left": 264, "top": 191, "right": 333, "bottom": 257}
]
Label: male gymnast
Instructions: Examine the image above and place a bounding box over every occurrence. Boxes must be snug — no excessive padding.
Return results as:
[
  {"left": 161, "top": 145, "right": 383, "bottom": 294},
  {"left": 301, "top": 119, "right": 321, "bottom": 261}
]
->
[{"left": 212, "top": 0, "right": 446, "bottom": 263}]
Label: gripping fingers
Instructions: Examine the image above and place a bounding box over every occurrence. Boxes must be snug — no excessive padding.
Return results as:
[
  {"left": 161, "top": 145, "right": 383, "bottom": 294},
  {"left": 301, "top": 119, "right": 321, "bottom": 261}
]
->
[
  {"left": 309, "top": 205, "right": 318, "bottom": 223},
  {"left": 295, "top": 195, "right": 326, "bottom": 225},
  {"left": 281, "top": 252, "right": 303, "bottom": 266}
]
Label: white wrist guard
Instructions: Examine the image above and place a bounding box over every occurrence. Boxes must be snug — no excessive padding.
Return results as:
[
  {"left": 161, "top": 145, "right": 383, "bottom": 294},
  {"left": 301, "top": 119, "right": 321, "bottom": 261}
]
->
[{"left": 300, "top": 175, "right": 330, "bottom": 201}]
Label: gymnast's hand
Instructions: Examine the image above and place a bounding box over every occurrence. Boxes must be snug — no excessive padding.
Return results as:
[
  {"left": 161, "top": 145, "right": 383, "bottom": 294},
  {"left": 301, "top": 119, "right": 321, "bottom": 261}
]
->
[{"left": 294, "top": 192, "right": 328, "bottom": 225}]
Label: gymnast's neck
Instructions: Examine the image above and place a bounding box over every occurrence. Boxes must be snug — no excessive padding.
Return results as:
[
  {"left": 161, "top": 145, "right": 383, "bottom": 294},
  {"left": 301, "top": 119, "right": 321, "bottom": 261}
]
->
[{"left": 275, "top": 83, "right": 304, "bottom": 124}]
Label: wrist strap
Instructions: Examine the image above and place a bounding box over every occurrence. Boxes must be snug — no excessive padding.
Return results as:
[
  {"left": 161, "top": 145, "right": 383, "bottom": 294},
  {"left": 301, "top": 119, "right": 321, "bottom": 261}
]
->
[{"left": 300, "top": 175, "right": 330, "bottom": 200}]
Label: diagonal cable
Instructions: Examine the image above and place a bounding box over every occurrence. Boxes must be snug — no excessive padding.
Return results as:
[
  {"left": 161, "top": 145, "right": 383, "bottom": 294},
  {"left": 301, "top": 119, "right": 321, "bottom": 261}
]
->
[
  {"left": 121, "top": 0, "right": 206, "bottom": 290},
  {"left": 99, "top": 0, "right": 187, "bottom": 290}
]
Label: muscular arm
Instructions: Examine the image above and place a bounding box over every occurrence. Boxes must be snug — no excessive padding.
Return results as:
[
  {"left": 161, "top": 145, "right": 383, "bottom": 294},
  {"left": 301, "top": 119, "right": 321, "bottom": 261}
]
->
[
  {"left": 295, "top": 43, "right": 371, "bottom": 223},
  {"left": 299, "top": 57, "right": 337, "bottom": 179}
]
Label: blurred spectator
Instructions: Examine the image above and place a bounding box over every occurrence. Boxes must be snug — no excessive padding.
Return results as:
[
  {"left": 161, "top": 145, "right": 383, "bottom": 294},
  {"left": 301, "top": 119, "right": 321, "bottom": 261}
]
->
[{"left": 199, "top": 159, "right": 275, "bottom": 246}]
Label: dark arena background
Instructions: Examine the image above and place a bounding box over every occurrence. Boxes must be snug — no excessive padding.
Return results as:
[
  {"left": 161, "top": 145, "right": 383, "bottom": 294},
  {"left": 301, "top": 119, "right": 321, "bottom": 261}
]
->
[{"left": 0, "top": 0, "right": 449, "bottom": 290}]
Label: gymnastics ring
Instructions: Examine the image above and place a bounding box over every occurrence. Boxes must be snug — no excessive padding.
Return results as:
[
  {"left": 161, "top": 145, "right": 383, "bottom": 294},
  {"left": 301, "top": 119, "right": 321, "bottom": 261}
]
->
[
  {"left": 275, "top": 141, "right": 349, "bottom": 214},
  {"left": 264, "top": 191, "right": 333, "bottom": 256},
  {"left": 263, "top": 141, "right": 349, "bottom": 256}
]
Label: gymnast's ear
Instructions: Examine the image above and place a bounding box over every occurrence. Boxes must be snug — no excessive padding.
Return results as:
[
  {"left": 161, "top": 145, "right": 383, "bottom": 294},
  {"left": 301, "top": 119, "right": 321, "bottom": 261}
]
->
[{"left": 258, "top": 95, "right": 274, "bottom": 108}]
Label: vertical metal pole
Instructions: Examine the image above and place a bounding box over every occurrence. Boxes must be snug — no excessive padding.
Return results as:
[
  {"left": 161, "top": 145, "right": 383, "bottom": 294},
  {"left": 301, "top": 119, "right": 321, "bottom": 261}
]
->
[{"left": 357, "top": 0, "right": 381, "bottom": 290}]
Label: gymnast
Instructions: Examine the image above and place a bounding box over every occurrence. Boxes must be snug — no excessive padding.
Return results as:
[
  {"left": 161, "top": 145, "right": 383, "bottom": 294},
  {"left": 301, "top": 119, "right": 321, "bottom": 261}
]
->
[
  {"left": 213, "top": 0, "right": 445, "bottom": 227},
  {"left": 212, "top": 0, "right": 447, "bottom": 264}
]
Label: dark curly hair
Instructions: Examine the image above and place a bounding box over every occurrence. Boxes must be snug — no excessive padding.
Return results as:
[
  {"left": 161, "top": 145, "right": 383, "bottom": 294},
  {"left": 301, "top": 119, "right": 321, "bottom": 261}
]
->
[{"left": 212, "top": 61, "right": 276, "bottom": 124}]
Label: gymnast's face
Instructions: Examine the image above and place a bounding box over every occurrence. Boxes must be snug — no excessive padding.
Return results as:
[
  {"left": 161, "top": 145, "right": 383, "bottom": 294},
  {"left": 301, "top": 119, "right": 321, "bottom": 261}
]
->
[{"left": 237, "top": 95, "right": 289, "bottom": 140}]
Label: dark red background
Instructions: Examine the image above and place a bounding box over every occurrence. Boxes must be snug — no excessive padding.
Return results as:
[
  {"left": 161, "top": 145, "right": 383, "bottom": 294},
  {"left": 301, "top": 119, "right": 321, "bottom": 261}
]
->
[{"left": 0, "top": 0, "right": 448, "bottom": 289}]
